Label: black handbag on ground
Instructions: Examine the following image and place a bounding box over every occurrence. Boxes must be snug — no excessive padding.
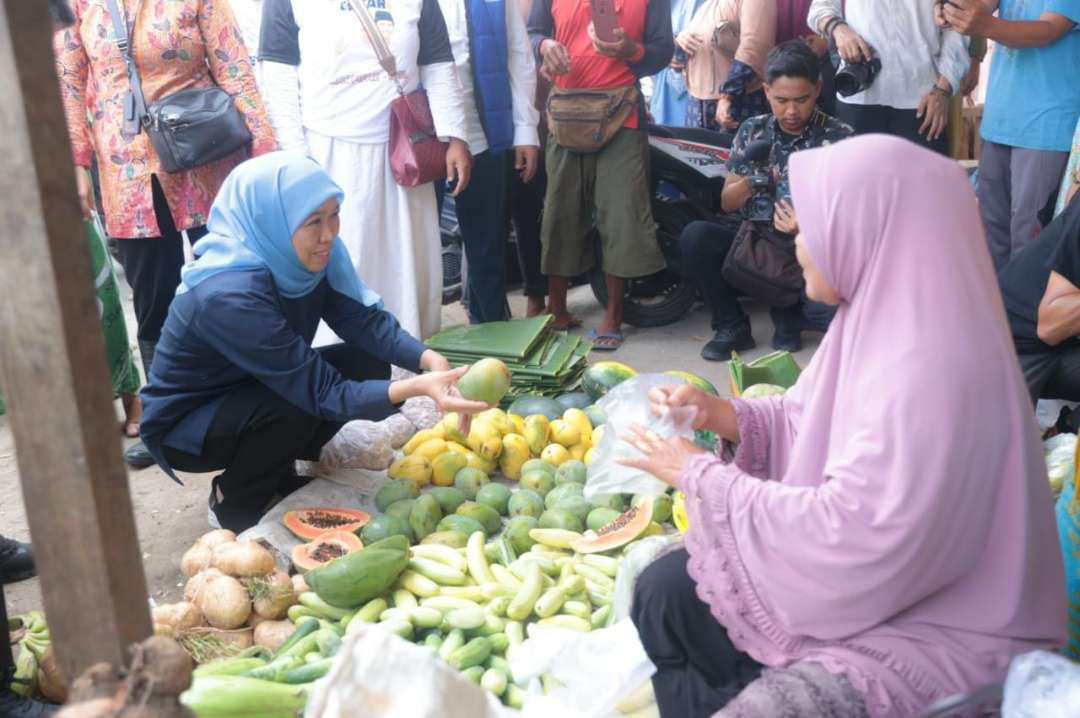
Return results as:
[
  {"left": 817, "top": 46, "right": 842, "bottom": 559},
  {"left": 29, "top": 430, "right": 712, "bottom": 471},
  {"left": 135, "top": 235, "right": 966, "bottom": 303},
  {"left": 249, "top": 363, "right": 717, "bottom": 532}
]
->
[
  {"left": 721, "top": 220, "right": 804, "bottom": 307},
  {"left": 105, "top": 0, "right": 252, "bottom": 173}
]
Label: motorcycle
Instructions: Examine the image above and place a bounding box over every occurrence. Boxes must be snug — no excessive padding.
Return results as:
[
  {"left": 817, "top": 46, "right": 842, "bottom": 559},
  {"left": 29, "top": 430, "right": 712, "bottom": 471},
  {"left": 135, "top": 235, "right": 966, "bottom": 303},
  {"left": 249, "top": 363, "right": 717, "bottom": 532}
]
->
[{"left": 440, "top": 124, "right": 739, "bottom": 327}]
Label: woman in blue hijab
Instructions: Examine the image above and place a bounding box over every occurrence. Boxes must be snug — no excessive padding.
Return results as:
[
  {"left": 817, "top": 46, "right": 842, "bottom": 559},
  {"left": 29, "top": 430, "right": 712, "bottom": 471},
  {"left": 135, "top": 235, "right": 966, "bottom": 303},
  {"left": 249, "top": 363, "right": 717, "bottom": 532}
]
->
[{"left": 140, "top": 152, "right": 489, "bottom": 531}]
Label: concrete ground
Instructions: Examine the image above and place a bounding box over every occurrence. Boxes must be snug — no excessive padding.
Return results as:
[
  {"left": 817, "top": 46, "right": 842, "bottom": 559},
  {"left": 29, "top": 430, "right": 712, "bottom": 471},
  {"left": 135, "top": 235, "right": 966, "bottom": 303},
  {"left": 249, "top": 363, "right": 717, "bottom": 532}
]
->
[{"left": 0, "top": 285, "right": 820, "bottom": 615}]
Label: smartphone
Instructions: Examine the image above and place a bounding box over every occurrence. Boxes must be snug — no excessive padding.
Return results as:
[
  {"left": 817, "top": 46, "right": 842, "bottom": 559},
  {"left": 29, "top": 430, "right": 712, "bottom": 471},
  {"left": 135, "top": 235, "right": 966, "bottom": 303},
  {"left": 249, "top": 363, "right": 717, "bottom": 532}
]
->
[{"left": 591, "top": 0, "right": 620, "bottom": 43}]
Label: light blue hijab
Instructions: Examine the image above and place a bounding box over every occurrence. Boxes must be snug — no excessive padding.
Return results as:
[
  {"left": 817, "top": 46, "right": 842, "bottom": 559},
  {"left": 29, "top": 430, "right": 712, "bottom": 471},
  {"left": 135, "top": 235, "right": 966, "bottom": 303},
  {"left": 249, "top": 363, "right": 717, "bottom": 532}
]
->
[{"left": 179, "top": 151, "right": 382, "bottom": 307}]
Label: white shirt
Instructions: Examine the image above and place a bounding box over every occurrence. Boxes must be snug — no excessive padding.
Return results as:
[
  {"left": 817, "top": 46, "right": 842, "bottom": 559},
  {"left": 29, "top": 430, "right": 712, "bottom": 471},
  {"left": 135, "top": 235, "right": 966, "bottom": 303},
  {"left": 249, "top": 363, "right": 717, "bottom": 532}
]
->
[
  {"left": 435, "top": 0, "right": 540, "bottom": 153},
  {"left": 808, "top": 0, "right": 970, "bottom": 110}
]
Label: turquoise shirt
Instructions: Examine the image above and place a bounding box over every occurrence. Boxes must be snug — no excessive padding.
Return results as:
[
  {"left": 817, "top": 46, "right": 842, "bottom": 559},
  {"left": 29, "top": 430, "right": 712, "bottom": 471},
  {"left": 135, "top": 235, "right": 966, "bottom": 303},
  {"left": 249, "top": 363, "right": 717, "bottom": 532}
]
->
[{"left": 981, "top": 0, "right": 1080, "bottom": 152}]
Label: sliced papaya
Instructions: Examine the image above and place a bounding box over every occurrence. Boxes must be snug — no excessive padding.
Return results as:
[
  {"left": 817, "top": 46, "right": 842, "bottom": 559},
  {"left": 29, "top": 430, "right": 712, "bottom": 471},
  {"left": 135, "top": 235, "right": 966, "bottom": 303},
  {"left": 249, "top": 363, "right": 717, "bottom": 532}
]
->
[
  {"left": 571, "top": 496, "right": 654, "bottom": 554},
  {"left": 290, "top": 531, "right": 363, "bottom": 571},
  {"left": 282, "top": 507, "right": 371, "bottom": 541}
]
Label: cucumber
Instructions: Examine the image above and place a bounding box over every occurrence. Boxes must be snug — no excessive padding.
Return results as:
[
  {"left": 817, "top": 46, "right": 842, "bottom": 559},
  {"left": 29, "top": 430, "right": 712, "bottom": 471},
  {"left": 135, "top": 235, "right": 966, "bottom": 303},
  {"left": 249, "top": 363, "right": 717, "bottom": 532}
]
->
[
  {"left": 467, "top": 531, "right": 497, "bottom": 585},
  {"left": 379, "top": 618, "right": 414, "bottom": 639},
  {"left": 559, "top": 575, "right": 586, "bottom": 595},
  {"left": 507, "top": 561, "right": 544, "bottom": 621},
  {"left": 585, "top": 581, "right": 614, "bottom": 606},
  {"left": 438, "top": 585, "right": 487, "bottom": 602},
  {"left": 581, "top": 553, "right": 619, "bottom": 578},
  {"left": 504, "top": 620, "right": 525, "bottom": 647},
  {"left": 561, "top": 600, "right": 592, "bottom": 620},
  {"left": 487, "top": 632, "right": 510, "bottom": 655},
  {"left": 486, "top": 654, "right": 512, "bottom": 676},
  {"left": 496, "top": 537, "right": 517, "bottom": 567},
  {"left": 572, "top": 563, "right": 615, "bottom": 588},
  {"left": 410, "top": 544, "right": 468, "bottom": 573},
  {"left": 461, "top": 665, "right": 486, "bottom": 684},
  {"left": 537, "top": 615, "right": 591, "bottom": 632},
  {"left": 449, "top": 636, "right": 493, "bottom": 670},
  {"left": 591, "top": 604, "right": 612, "bottom": 629},
  {"left": 423, "top": 632, "right": 444, "bottom": 651},
  {"left": 520, "top": 554, "right": 559, "bottom": 577},
  {"left": 192, "top": 657, "right": 268, "bottom": 678},
  {"left": 534, "top": 585, "right": 569, "bottom": 619},
  {"left": 379, "top": 607, "right": 414, "bottom": 623},
  {"left": 490, "top": 564, "right": 522, "bottom": 590},
  {"left": 481, "top": 667, "right": 508, "bottom": 697},
  {"left": 410, "top": 607, "right": 444, "bottom": 629},
  {"left": 397, "top": 570, "right": 440, "bottom": 598},
  {"left": 298, "top": 592, "right": 352, "bottom": 621},
  {"left": 445, "top": 606, "right": 486, "bottom": 631},
  {"left": 347, "top": 597, "right": 390, "bottom": 630},
  {"left": 420, "top": 596, "right": 482, "bottom": 613},
  {"left": 409, "top": 557, "right": 467, "bottom": 586},
  {"left": 439, "top": 628, "right": 466, "bottom": 661},
  {"left": 392, "top": 588, "right": 418, "bottom": 609},
  {"left": 315, "top": 628, "right": 342, "bottom": 657},
  {"left": 287, "top": 605, "right": 318, "bottom": 623},
  {"left": 475, "top": 613, "right": 505, "bottom": 636},
  {"left": 505, "top": 684, "right": 527, "bottom": 710},
  {"left": 283, "top": 658, "right": 333, "bottom": 684},
  {"left": 528, "top": 528, "right": 583, "bottom": 550},
  {"left": 485, "top": 596, "right": 511, "bottom": 617},
  {"left": 272, "top": 617, "right": 319, "bottom": 659},
  {"left": 481, "top": 583, "right": 516, "bottom": 600}
]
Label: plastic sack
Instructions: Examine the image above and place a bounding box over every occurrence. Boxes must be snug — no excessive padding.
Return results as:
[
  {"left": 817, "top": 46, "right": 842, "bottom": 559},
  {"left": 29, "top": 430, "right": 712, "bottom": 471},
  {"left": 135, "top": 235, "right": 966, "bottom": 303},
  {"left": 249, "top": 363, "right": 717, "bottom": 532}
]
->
[
  {"left": 1054, "top": 472, "right": 1080, "bottom": 659},
  {"left": 305, "top": 624, "right": 512, "bottom": 718},
  {"left": 584, "top": 374, "right": 697, "bottom": 501},
  {"left": 1002, "top": 650, "right": 1080, "bottom": 717},
  {"left": 1044, "top": 433, "right": 1076, "bottom": 496}
]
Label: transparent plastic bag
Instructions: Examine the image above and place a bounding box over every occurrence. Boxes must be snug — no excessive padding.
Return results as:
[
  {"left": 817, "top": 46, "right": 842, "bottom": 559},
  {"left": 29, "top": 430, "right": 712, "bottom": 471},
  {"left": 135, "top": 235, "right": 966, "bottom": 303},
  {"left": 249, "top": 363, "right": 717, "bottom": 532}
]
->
[
  {"left": 612, "top": 535, "right": 682, "bottom": 622},
  {"left": 315, "top": 419, "right": 395, "bottom": 470},
  {"left": 1002, "top": 650, "right": 1080, "bottom": 717},
  {"left": 584, "top": 374, "right": 697, "bottom": 501}
]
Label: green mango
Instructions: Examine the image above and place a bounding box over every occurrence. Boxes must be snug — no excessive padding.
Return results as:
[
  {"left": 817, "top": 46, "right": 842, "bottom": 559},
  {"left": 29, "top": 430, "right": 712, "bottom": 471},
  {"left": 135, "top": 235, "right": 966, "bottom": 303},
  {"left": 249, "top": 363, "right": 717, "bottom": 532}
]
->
[
  {"left": 375, "top": 479, "right": 419, "bottom": 513},
  {"left": 306, "top": 548, "right": 409, "bottom": 608}
]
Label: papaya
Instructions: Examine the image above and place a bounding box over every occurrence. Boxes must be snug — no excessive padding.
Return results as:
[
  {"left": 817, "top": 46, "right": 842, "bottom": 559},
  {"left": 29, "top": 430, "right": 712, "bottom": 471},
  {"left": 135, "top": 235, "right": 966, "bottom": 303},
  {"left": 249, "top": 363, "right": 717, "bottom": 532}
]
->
[
  {"left": 571, "top": 496, "right": 654, "bottom": 554},
  {"left": 455, "top": 502, "right": 502, "bottom": 536},
  {"left": 561, "top": 409, "right": 593, "bottom": 444},
  {"left": 556, "top": 392, "right": 592, "bottom": 410},
  {"left": 508, "top": 489, "right": 545, "bottom": 519},
  {"left": 521, "top": 459, "right": 556, "bottom": 479},
  {"left": 360, "top": 515, "right": 413, "bottom": 545},
  {"left": 538, "top": 508, "right": 584, "bottom": 533},
  {"left": 555, "top": 460, "right": 587, "bottom": 486},
  {"left": 403, "top": 427, "right": 443, "bottom": 455},
  {"left": 523, "top": 416, "right": 550, "bottom": 456},
  {"left": 437, "top": 514, "right": 486, "bottom": 537},
  {"left": 388, "top": 454, "right": 432, "bottom": 487},
  {"left": 290, "top": 530, "right": 363, "bottom": 571},
  {"left": 582, "top": 361, "right": 637, "bottom": 401},
  {"left": 409, "top": 494, "right": 443, "bottom": 542},
  {"left": 431, "top": 451, "right": 468, "bottom": 488},
  {"left": 421, "top": 531, "right": 469, "bottom": 548},
  {"left": 507, "top": 396, "right": 566, "bottom": 421},
  {"left": 453, "top": 467, "right": 490, "bottom": 499},
  {"left": 586, "top": 507, "right": 621, "bottom": 532},
  {"left": 306, "top": 547, "right": 409, "bottom": 608},
  {"left": 477, "top": 408, "right": 515, "bottom": 436},
  {"left": 547, "top": 420, "right": 581, "bottom": 448},
  {"left": 458, "top": 358, "right": 512, "bottom": 404},
  {"left": 498, "top": 434, "right": 530, "bottom": 480},
  {"left": 476, "top": 483, "right": 512, "bottom": 516},
  {"left": 281, "top": 508, "right": 371, "bottom": 541},
  {"left": 412, "top": 439, "right": 449, "bottom": 463},
  {"left": 545, "top": 482, "right": 584, "bottom": 510},
  {"left": 504, "top": 516, "right": 539, "bottom": 555},
  {"left": 429, "top": 487, "right": 466, "bottom": 515},
  {"left": 375, "top": 479, "right": 420, "bottom": 513},
  {"left": 384, "top": 499, "right": 416, "bottom": 524},
  {"left": 663, "top": 370, "right": 719, "bottom": 396},
  {"left": 540, "top": 444, "right": 571, "bottom": 467},
  {"left": 519, "top": 469, "right": 554, "bottom": 497},
  {"left": 466, "top": 422, "right": 503, "bottom": 462},
  {"left": 633, "top": 493, "right": 673, "bottom": 524},
  {"left": 440, "top": 413, "right": 469, "bottom": 445}
]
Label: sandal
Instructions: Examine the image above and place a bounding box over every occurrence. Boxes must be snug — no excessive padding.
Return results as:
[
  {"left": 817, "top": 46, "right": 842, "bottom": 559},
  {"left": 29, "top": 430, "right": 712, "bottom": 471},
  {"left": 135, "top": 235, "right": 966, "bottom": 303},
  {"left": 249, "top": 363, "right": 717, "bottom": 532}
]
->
[
  {"left": 548, "top": 314, "right": 583, "bottom": 331},
  {"left": 587, "top": 329, "right": 625, "bottom": 351}
]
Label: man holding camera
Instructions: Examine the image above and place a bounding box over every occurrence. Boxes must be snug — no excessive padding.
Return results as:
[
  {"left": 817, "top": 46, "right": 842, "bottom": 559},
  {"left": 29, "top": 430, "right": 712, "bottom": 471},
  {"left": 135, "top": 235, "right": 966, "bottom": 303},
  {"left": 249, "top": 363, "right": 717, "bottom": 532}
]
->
[
  {"left": 807, "top": 0, "right": 970, "bottom": 154},
  {"left": 680, "top": 41, "right": 853, "bottom": 360}
]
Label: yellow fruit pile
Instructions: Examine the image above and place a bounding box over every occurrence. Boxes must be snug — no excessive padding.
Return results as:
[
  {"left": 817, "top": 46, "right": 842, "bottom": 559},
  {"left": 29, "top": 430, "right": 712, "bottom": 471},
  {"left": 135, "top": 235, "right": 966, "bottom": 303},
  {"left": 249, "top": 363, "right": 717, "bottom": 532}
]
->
[{"left": 389, "top": 408, "right": 604, "bottom": 487}]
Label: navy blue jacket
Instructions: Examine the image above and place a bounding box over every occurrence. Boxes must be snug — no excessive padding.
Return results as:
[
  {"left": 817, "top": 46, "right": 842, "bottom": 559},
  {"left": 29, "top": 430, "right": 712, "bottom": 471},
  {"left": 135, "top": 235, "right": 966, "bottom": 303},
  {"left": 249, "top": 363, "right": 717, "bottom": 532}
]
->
[{"left": 140, "top": 268, "right": 427, "bottom": 475}]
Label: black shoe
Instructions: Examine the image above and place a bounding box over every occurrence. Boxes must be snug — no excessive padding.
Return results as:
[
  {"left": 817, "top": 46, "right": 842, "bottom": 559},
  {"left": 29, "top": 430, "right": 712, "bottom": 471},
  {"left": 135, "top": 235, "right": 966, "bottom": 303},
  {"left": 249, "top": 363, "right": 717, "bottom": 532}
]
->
[
  {"left": 208, "top": 479, "right": 265, "bottom": 533},
  {"left": 0, "top": 678, "right": 57, "bottom": 716},
  {"left": 769, "top": 307, "right": 828, "bottom": 353},
  {"left": 771, "top": 330, "right": 803, "bottom": 353},
  {"left": 0, "top": 536, "right": 35, "bottom": 585},
  {"left": 701, "top": 326, "right": 755, "bottom": 362},
  {"left": 123, "top": 441, "right": 155, "bottom": 470}
]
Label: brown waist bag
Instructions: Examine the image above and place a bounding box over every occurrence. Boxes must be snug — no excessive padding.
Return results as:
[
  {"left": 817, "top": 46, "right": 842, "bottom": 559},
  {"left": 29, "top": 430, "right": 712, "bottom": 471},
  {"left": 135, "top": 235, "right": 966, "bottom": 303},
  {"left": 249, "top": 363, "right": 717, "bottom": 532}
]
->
[
  {"left": 721, "top": 220, "right": 804, "bottom": 307},
  {"left": 546, "top": 84, "right": 641, "bottom": 153}
]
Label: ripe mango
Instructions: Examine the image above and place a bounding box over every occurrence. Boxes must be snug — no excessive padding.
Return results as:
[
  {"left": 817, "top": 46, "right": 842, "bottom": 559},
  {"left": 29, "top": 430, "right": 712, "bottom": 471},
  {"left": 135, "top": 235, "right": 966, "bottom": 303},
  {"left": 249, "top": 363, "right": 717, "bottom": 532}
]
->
[
  {"left": 561, "top": 409, "right": 593, "bottom": 444},
  {"left": 467, "top": 422, "right": 503, "bottom": 462},
  {"left": 440, "top": 413, "right": 469, "bottom": 445},
  {"left": 548, "top": 420, "right": 581, "bottom": 448},
  {"left": 464, "top": 449, "right": 496, "bottom": 475},
  {"left": 431, "top": 451, "right": 468, "bottom": 487},
  {"left": 583, "top": 447, "right": 597, "bottom": 465},
  {"left": 524, "top": 415, "right": 550, "bottom": 455},
  {"left": 499, "top": 433, "right": 531, "bottom": 480},
  {"left": 414, "top": 438, "right": 449, "bottom": 462},
  {"left": 445, "top": 441, "right": 470, "bottom": 455},
  {"left": 404, "top": 428, "right": 443, "bottom": 455},
  {"left": 458, "top": 358, "right": 512, "bottom": 404},
  {"left": 541, "top": 443, "right": 571, "bottom": 466},
  {"left": 477, "top": 408, "right": 515, "bottom": 436},
  {"left": 388, "top": 454, "right": 433, "bottom": 487},
  {"left": 509, "top": 414, "right": 525, "bottom": 435},
  {"left": 568, "top": 442, "right": 589, "bottom": 462}
]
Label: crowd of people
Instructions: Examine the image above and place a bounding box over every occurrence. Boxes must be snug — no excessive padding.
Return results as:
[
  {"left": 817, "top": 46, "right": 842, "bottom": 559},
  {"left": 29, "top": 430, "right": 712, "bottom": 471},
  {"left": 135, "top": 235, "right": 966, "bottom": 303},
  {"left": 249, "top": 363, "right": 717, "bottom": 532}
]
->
[{"left": 1, "top": 0, "right": 1079, "bottom": 716}]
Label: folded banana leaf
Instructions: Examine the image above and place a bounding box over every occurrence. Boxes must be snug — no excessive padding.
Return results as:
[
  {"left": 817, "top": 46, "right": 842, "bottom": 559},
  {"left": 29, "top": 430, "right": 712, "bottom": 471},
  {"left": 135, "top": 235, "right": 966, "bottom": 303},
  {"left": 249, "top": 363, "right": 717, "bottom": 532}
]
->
[{"left": 426, "top": 316, "right": 552, "bottom": 360}]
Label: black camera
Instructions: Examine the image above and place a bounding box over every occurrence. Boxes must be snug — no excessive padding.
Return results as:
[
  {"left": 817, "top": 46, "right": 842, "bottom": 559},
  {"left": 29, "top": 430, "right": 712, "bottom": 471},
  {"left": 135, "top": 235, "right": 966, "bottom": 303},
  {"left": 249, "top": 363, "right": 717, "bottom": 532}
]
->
[
  {"left": 741, "top": 140, "right": 775, "bottom": 223},
  {"left": 835, "top": 56, "right": 882, "bottom": 97}
]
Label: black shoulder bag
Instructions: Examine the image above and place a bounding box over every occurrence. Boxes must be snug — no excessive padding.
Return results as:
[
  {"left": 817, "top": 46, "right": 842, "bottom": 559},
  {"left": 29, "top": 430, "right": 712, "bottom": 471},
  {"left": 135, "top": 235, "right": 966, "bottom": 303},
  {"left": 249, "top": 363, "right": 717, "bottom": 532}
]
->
[
  {"left": 105, "top": 0, "right": 253, "bottom": 173},
  {"left": 721, "top": 221, "right": 804, "bottom": 307}
]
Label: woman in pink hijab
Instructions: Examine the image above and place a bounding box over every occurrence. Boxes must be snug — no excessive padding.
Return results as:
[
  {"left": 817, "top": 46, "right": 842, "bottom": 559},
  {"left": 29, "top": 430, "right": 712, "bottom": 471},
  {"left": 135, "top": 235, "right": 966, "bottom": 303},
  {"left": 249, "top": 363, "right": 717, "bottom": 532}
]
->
[{"left": 625, "top": 134, "right": 1065, "bottom": 717}]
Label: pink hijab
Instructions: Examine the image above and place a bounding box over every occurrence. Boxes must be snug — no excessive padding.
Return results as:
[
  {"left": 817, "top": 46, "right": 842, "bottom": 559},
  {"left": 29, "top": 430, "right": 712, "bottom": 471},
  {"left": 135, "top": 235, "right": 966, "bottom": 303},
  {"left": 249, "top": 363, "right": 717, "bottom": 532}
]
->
[{"left": 679, "top": 135, "right": 1065, "bottom": 716}]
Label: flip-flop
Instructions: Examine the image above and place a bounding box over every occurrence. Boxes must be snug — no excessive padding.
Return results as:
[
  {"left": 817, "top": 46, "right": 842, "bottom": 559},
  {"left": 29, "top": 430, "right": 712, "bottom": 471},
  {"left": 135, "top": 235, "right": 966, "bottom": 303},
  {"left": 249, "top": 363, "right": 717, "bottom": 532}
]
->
[{"left": 587, "top": 329, "right": 625, "bottom": 351}]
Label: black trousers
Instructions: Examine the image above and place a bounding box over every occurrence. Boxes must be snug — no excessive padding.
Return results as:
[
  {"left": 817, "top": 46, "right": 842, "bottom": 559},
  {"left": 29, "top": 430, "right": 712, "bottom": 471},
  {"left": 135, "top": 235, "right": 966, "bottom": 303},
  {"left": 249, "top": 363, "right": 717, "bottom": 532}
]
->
[
  {"left": 455, "top": 151, "right": 512, "bottom": 323},
  {"left": 0, "top": 585, "right": 11, "bottom": 675},
  {"left": 1019, "top": 348, "right": 1080, "bottom": 404},
  {"left": 510, "top": 157, "right": 549, "bottom": 299},
  {"left": 836, "top": 101, "right": 949, "bottom": 156},
  {"left": 113, "top": 176, "right": 208, "bottom": 347},
  {"left": 631, "top": 549, "right": 763, "bottom": 717},
  {"left": 680, "top": 220, "right": 835, "bottom": 333},
  {"left": 163, "top": 346, "right": 389, "bottom": 524}
]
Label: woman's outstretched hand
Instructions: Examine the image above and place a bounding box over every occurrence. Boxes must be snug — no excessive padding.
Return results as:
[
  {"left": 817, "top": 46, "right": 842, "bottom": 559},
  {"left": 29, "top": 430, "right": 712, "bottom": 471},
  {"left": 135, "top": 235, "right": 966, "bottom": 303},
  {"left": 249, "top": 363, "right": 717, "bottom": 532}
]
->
[
  {"left": 389, "top": 365, "right": 492, "bottom": 415},
  {"left": 618, "top": 425, "right": 705, "bottom": 487}
]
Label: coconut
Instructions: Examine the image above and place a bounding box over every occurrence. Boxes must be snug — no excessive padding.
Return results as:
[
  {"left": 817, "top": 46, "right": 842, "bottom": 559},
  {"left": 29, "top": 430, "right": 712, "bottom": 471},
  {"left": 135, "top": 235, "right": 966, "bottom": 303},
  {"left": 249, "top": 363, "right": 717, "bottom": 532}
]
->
[
  {"left": 253, "top": 620, "right": 296, "bottom": 653},
  {"left": 210, "top": 541, "right": 275, "bottom": 577},
  {"left": 196, "top": 529, "right": 236, "bottom": 548},
  {"left": 196, "top": 575, "right": 251, "bottom": 629},
  {"left": 179, "top": 542, "right": 213, "bottom": 578},
  {"left": 183, "top": 568, "right": 223, "bottom": 604},
  {"left": 250, "top": 571, "right": 294, "bottom": 619}
]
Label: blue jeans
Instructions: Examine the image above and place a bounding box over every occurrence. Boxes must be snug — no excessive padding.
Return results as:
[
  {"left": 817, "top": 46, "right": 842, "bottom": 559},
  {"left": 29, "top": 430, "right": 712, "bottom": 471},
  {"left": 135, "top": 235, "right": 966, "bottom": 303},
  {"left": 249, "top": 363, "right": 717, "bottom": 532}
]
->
[{"left": 456, "top": 150, "right": 511, "bottom": 323}]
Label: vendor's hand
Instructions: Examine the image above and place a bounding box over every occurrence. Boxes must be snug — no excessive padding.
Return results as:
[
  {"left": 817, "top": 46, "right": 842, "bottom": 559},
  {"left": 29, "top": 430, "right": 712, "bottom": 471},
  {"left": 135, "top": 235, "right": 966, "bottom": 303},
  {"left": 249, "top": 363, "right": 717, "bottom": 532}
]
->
[
  {"left": 714, "top": 94, "right": 739, "bottom": 131},
  {"left": 74, "top": 165, "right": 94, "bottom": 219},
  {"left": 647, "top": 385, "right": 716, "bottom": 431},
  {"left": 773, "top": 199, "right": 799, "bottom": 235},
  {"left": 618, "top": 425, "right": 705, "bottom": 488},
  {"left": 942, "top": 0, "right": 992, "bottom": 36},
  {"left": 832, "top": 23, "right": 872, "bottom": 64},
  {"left": 419, "top": 349, "right": 452, "bottom": 373},
  {"left": 589, "top": 25, "right": 639, "bottom": 60},
  {"left": 539, "top": 39, "right": 571, "bottom": 80},
  {"left": 415, "top": 366, "right": 493, "bottom": 415},
  {"left": 515, "top": 145, "right": 539, "bottom": 184},
  {"left": 960, "top": 58, "right": 980, "bottom": 98},
  {"left": 446, "top": 138, "right": 473, "bottom": 197},
  {"left": 916, "top": 86, "right": 949, "bottom": 141},
  {"left": 676, "top": 31, "right": 704, "bottom": 56}
]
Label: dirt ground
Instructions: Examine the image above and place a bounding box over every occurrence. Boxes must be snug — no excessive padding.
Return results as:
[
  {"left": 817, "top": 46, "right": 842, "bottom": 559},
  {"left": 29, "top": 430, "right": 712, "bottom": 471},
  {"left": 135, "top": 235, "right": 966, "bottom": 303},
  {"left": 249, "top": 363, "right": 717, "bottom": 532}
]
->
[{"left": 0, "top": 284, "right": 820, "bottom": 615}]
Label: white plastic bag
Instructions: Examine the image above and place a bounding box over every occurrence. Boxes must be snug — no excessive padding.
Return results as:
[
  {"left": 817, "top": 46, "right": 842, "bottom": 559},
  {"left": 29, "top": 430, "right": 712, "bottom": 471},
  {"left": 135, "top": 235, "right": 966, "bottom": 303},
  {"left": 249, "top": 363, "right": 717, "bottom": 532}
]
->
[
  {"left": 315, "top": 419, "right": 395, "bottom": 471},
  {"left": 584, "top": 374, "right": 697, "bottom": 501},
  {"left": 612, "top": 535, "right": 682, "bottom": 622},
  {"left": 1002, "top": 650, "right": 1080, "bottom": 717},
  {"left": 1044, "top": 433, "right": 1076, "bottom": 495}
]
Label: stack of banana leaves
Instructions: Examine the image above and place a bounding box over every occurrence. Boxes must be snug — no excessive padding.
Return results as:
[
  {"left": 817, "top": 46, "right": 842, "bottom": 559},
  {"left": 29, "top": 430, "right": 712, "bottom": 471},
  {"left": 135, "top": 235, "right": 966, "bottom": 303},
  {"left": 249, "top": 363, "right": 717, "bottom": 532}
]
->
[{"left": 426, "top": 316, "right": 590, "bottom": 406}]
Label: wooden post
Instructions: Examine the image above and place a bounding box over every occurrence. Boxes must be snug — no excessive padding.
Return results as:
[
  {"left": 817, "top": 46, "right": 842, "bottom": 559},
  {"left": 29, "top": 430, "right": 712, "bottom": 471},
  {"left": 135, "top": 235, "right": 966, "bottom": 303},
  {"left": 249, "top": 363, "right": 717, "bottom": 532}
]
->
[{"left": 0, "top": 0, "right": 151, "bottom": 678}]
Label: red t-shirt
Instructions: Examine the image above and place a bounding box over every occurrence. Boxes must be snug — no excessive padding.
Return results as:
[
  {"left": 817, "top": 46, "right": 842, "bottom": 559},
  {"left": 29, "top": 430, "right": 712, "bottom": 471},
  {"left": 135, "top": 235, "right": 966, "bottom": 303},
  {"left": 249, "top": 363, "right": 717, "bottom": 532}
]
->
[{"left": 550, "top": 0, "right": 647, "bottom": 127}]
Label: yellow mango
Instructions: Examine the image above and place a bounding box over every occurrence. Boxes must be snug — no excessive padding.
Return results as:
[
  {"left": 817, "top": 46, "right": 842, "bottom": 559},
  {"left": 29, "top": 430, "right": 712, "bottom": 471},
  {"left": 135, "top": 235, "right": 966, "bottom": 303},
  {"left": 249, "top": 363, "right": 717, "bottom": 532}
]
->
[
  {"left": 498, "top": 433, "right": 531, "bottom": 480},
  {"left": 445, "top": 441, "right": 470, "bottom": 455},
  {"left": 388, "top": 454, "right": 432, "bottom": 487},
  {"left": 464, "top": 449, "right": 496, "bottom": 475},
  {"left": 477, "top": 408, "right": 515, "bottom": 436},
  {"left": 440, "top": 413, "right": 468, "bottom": 445},
  {"left": 524, "top": 415, "right": 550, "bottom": 455},
  {"left": 541, "top": 443, "right": 571, "bottom": 466},
  {"left": 548, "top": 419, "right": 581, "bottom": 448},
  {"left": 403, "top": 428, "right": 442, "bottom": 455},
  {"left": 568, "top": 442, "right": 589, "bottom": 462},
  {"left": 584, "top": 447, "right": 596, "bottom": 466},
  {"left": 561, "top": 408, "right": 592, "bottom": 444},
  {"left": 431, "top": 451, "right": 468, "bottom": 487},
  {"left": 592, "top": 424, "right": 606, "bottom": 447},
  {"left": 467, "top": 422, "right": 503, "bottom": 462},
  {"left": 510, "top": 414, "right": 526, "bottom": 435},
  {"left": 414, "top": 438, "right": 449, "bottom": 462}
]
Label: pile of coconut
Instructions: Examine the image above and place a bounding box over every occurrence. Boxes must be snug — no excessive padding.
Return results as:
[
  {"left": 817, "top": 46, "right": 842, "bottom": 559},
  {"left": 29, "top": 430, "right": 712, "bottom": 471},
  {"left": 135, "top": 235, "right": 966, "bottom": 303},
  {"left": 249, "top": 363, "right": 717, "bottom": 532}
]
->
[{"left": 154, "top": 530, "right": 305, "bottom": 662}]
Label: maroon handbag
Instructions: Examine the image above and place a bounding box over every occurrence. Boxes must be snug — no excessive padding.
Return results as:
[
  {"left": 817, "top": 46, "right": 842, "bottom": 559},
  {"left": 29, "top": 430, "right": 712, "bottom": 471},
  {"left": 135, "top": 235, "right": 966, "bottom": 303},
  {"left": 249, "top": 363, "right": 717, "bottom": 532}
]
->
[{"left": 347, "top": 0, "right": 448, "bottom": 187}]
